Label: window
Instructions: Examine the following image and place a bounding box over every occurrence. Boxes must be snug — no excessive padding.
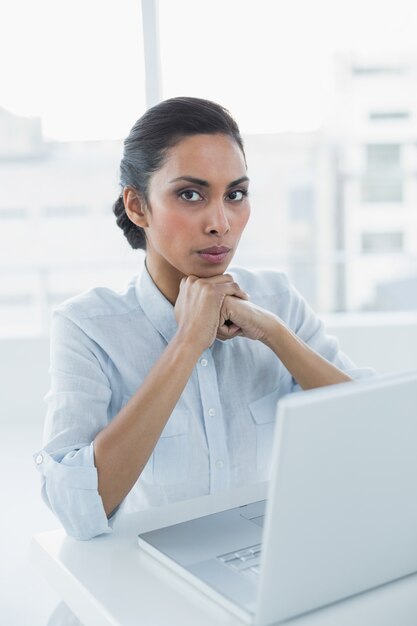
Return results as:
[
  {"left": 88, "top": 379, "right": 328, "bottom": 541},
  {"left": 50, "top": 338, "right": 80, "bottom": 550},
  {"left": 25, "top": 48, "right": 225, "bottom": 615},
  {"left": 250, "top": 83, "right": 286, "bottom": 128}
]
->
[
  {"left": 361, "top": 144, "right": 403, "bottom": 203},
  {"left": 0, "top": 0, "right": 146, "bottom": 337},
  {"left": 288, "top": 186, "right": 314, "bottom": 222},
  {"left": 0, "top": 208, "right": 28, "bottom": 219},
  {"left": 44, "top": 206, "right": 88, "bottom": 218},
  {"left": 361, "top": 232, "right": 404, "bottom": 254},
  {"left": 352, "top": 65, "right": 407, "bottom": 76},
  {"left": 2, "top": 0, "right": 417, "bottom": 339},
  {"left": 157, "top": 1, "right": 417, "bottom": 314},
  {"left": 369, "top": 111, "right": 410, "bottom": 121}
]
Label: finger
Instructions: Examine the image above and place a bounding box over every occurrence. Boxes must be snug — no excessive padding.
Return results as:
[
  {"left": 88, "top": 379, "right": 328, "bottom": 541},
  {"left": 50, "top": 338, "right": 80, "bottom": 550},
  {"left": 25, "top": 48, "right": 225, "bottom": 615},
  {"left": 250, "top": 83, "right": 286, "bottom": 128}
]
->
[
  {"left": 218, "top": 283, "right": 249, "bottom": 300},
  {"left": 217, "top": 324, "right": 242, "bottom": 340},
  {"left": 191, "top": 274, "right": 248, "bottom": 299},
  {"left": 224, "top": 322, "right": 241, "bottom": 334},
  {"left": 233, "top": 287, "right": 249, "bottom": 300},
  {"left": 213, "top": 273, "right": 234, "bottom": 283},
  {"left": 199, "top": 273, "right": 237, "bottom": 285},
  {"left": 181, "top": 274, "right": 197, "bottom": 285},
  {"left": 218, "top": 305, "right": 242, "bottom": 334}
]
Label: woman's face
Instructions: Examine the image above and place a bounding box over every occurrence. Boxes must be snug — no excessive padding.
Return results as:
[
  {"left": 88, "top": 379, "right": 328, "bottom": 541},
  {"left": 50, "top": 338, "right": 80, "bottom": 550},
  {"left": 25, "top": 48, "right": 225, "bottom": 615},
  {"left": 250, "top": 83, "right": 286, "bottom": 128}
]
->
[{"left": 141, "top": 133, "right": 250, "bottom": 294}]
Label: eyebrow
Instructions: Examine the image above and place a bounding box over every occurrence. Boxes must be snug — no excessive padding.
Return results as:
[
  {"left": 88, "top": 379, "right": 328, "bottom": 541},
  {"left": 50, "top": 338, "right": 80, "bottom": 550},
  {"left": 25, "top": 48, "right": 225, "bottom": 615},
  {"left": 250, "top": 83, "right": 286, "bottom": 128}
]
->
[{"left": 169, "top": 175, "right": 249, "bottom": 189}]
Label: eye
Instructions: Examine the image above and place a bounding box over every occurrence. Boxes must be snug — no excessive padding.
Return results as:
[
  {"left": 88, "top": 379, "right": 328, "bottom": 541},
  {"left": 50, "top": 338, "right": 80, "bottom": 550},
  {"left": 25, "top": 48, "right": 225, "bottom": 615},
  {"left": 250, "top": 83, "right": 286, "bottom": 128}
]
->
[
  {"left": 227, "top": 189, "right": 248, "bottom": 202},
  {"left": 179, "top": 189, "right": 203, "bottom": 202}
]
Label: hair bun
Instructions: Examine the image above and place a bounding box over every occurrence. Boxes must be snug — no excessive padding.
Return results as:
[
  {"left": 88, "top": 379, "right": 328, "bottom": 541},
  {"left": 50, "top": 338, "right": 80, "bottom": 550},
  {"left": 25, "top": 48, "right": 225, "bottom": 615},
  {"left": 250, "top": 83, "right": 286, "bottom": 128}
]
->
[{"left": 112, "top": 196, "right": 146, "bottom": 250}]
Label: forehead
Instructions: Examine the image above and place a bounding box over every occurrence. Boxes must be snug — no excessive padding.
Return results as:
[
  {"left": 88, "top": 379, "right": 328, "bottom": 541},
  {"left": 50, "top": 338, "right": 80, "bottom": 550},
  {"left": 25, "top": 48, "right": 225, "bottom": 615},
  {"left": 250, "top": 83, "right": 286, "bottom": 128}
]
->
[{"left": 155, "top": 133, "right": 247, "bottom": 183}]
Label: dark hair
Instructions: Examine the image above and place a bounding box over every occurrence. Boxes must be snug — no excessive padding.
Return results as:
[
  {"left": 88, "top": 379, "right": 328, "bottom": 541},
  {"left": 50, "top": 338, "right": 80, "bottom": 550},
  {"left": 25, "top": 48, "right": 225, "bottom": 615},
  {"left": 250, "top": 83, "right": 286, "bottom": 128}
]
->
[{"left": 112, "top": 96, "right": 246, "bottom": 250}]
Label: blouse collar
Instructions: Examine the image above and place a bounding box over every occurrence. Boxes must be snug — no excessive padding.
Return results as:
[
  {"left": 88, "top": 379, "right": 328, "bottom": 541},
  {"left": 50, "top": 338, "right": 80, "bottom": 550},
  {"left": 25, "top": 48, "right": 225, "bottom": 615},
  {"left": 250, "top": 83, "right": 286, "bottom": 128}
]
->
[{"left": 135, "top": 263, "right": 178, "bottom": 344}]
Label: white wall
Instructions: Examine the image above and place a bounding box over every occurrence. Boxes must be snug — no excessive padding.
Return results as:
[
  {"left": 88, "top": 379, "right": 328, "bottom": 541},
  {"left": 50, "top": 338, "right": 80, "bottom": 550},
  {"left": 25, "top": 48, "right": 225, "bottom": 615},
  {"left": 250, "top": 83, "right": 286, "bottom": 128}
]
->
[
  {"left": 1, "top": 335, "right": 50, "bottom": 430},
  {"left": 324, "top": 312, "right": 417, "bottom": 375}
]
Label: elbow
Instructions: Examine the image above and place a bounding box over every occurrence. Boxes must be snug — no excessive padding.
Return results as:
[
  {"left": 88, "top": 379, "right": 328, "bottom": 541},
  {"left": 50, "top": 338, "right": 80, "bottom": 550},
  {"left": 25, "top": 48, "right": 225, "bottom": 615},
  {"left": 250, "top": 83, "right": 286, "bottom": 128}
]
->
[
  {"left": 42, "top": 477, "right": 113, "bottom": 541},
  {"left": 64, "top": 524, "right": 109, "bottom": 542}
]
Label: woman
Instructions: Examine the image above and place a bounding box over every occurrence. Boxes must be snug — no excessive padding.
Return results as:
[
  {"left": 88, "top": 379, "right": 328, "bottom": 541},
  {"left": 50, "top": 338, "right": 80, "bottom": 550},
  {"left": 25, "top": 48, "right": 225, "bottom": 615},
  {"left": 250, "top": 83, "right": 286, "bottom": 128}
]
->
[{"left": 35, "top": 97, "right": 373, "bottom": 540}]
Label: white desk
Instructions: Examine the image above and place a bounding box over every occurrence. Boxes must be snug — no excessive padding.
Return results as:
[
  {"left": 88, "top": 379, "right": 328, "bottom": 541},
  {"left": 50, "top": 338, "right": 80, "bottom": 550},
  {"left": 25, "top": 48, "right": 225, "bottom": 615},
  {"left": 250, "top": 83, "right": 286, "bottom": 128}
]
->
[{"left": 31, "top": 483, "right": 417, "bottom": 626}]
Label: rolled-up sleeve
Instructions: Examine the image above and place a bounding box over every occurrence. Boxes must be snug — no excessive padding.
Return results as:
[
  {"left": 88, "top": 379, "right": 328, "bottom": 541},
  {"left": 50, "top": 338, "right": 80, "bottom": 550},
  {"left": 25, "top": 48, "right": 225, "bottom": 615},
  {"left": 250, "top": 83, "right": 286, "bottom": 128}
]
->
[{"left": 34, "top": 310, "right": 114, "bottom": 540}]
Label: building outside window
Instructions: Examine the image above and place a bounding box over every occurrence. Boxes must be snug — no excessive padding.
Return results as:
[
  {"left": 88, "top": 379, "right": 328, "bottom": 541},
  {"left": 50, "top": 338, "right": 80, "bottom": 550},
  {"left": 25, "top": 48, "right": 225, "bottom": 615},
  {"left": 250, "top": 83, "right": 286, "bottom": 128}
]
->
[{"left": 2, "top": 1, "right": 417, "bottom": 338}]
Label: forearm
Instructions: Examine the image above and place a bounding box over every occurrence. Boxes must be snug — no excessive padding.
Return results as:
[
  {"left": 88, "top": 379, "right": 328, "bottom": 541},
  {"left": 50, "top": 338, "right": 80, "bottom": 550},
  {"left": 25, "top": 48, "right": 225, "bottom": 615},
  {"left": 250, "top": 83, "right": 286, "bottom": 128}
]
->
[
  {"left": 94, "top": 331, "right": 202, "bottom": 516},
  {"left": 261, "top": 315, "right": 352, "bottom": 390}
]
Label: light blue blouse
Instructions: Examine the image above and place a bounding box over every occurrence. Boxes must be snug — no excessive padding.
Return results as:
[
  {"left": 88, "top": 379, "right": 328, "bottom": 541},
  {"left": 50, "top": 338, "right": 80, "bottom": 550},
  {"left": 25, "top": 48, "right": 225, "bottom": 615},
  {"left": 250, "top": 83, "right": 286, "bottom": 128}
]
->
[{"left": 34, "top": 266, "right": 374, "bottom": 540}]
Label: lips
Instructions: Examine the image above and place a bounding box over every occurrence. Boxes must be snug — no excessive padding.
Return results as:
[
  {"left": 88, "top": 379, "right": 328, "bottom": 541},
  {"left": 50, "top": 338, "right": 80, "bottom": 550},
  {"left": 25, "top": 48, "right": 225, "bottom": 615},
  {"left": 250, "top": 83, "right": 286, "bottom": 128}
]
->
[
  {"left": 197, "top": 246, "right": 231, "bottom": 264},
  {"left": 198, "top": 246, "right": 231, "bottom": 254}
]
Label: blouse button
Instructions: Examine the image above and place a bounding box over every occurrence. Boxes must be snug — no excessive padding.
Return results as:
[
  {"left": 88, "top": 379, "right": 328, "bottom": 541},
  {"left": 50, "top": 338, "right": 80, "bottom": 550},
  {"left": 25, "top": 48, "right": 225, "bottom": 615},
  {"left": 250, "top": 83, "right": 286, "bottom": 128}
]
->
[
  {"left": 35, "top": 454, "right": 44, "bottom": 465},
  {"left": 215, "top": 459, "right": 224, "bottom": 470},
  {"left": 208, "top": 408, "right": 216, "bottom": 417},
  {"left": 200, "top": 358, "right": 208, "bottom": 367}
]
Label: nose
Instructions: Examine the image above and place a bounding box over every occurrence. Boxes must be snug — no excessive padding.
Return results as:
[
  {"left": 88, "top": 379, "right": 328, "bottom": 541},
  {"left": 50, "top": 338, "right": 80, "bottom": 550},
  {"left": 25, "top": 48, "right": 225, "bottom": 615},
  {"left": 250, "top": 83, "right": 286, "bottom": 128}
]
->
[{"left": 205, "top": 201, "right": 230, "bottom": 236}]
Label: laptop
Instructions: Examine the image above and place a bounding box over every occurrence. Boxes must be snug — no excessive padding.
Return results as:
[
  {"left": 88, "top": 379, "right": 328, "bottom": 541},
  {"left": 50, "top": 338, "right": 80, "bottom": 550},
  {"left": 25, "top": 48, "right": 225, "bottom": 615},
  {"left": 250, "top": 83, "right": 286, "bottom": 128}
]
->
[{"left": 138, "top": 371, "right": 417, "bottom": 625}]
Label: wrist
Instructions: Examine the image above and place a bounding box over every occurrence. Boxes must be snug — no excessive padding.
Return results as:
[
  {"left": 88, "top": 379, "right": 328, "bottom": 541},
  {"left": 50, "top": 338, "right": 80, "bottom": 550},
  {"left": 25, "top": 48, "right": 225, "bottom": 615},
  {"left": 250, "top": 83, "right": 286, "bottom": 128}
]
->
[
  {"left": 259, "top": 312, "right": 285, "bottom": 348},
  {"left": 172, "top": 328, "right": 207, "bottom": 359}
]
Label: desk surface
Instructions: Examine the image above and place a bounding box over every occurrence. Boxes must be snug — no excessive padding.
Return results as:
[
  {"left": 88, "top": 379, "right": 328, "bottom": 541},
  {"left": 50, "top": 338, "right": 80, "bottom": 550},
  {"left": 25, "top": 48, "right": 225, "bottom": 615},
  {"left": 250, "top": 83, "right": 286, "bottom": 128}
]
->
[{"left": 31, "top": 483, "right": 417, "bottom": 626}]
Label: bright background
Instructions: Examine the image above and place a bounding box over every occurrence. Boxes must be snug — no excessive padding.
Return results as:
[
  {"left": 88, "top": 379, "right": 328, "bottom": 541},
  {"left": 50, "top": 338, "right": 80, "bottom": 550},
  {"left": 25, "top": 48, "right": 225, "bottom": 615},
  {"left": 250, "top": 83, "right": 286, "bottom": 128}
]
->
[
  {"left": 1, "top": 1, "right": 417, "bottom": 624},
  {"left": 3, "top": 0, "right": 417, "bottom": 140},
  {"left": 2, "top": 0, "right": 417, "bottom": 339}
]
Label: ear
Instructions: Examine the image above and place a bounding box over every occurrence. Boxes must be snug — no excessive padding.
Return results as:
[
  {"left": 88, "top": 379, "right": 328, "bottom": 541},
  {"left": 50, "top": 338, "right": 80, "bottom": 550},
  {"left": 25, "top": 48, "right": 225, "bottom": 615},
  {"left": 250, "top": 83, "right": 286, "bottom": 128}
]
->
[{"left": 123, "top": 187, "right": 149, "bottom": 229}]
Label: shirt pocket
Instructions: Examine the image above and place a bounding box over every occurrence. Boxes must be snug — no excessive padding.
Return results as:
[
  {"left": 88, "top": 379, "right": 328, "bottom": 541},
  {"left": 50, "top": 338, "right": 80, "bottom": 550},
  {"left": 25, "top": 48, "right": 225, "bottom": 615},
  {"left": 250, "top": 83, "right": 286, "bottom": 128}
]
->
[
  {"left": 121, "top": 396, "right": 190, "bottom": 486},
  {"left": 152, "top": 408, "right": 190, "bottom": 485},
  {"left": 248, "top": 387, "right": 281, "bottom": 479}
]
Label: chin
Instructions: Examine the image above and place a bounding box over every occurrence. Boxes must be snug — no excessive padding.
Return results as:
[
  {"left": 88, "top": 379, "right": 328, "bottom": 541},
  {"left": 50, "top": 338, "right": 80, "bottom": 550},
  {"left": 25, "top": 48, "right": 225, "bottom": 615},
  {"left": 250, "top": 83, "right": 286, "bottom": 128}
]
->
[
  {"left": 194, "top": 262, "right": 232, "bottom": 278},
  {"left": 179, "top": 251, "right": 235, "bottom": 278}
]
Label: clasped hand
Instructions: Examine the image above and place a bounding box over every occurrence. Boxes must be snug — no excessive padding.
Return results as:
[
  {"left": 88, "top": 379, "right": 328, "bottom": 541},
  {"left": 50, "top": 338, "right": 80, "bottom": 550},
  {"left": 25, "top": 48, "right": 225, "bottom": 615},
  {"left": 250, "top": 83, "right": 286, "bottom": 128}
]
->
[
  {"left": 217, "top": 294, "right": 271, "bottom": 342},
  {"left": 175, "top": 273, "right": 275, "bottom": 350}
]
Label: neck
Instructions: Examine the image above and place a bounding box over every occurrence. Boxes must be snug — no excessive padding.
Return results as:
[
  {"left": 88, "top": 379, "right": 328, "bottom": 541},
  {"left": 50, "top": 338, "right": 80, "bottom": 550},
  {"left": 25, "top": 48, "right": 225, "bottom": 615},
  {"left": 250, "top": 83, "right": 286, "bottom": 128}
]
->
[{"left": 145, "top": 257, "right": 184, "bottom": 305}]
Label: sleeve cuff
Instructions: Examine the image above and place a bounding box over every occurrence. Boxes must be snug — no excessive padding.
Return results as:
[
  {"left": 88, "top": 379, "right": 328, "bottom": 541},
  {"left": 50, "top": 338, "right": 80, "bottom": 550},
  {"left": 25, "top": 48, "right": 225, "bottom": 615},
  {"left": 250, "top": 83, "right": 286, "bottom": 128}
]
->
[{"left": 34, "top": 442, "right": 114, "bottom": 540}]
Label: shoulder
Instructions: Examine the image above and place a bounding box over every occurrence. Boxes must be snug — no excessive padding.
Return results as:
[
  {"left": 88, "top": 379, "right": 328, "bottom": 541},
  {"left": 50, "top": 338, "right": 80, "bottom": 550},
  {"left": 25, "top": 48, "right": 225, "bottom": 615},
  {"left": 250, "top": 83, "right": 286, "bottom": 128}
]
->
[
  {"left": 228, "top": 266, "right": 292, "bottom": 298},
  {"left": 53, "top": 275, "right": 140, "bottom": 324}
]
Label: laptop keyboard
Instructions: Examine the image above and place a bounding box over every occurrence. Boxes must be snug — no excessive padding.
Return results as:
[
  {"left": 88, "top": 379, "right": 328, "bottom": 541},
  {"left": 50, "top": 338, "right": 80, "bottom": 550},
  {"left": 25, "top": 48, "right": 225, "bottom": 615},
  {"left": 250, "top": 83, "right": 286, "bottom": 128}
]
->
[{"left": 217, "top": 543, "right": 262, "bottom": 575}]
